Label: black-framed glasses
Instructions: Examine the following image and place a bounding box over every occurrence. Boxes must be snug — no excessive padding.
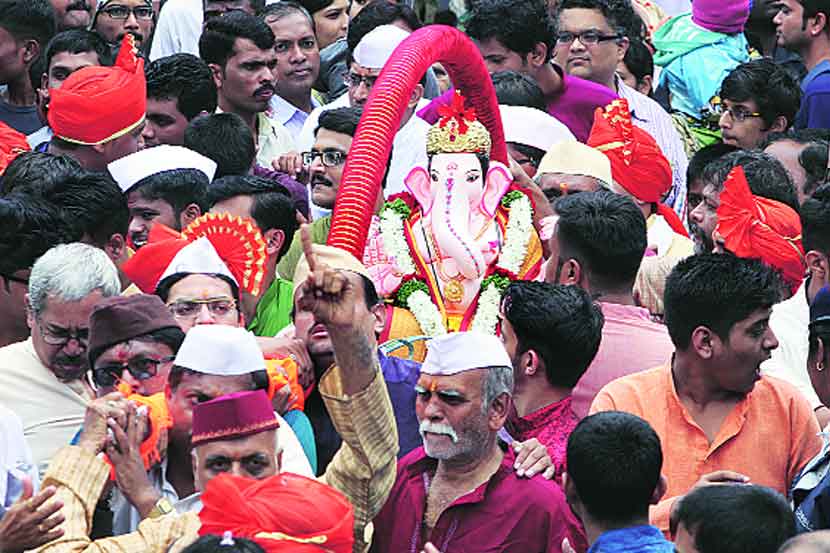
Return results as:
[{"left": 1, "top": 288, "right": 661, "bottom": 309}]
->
[
  {"left": 302, "top": 150, "right": 348, "bottom": 167},
  {"left": 555, "top": 30, "right": 622, "bottom": 45},
  {"left": 38, "top": 322, "right": 89, "bottom": 347},
  {"left": 167, "top": 297, "right": 237, "bottom": 320},
  {"left": 99, "top": 4, "right": 154, "bottom": 20},
  {"left": 92, "top": 355, "right": 176, "bottom": 388},
  {"left": 344, "top": 72, "right": 378, "bottom": 89}
]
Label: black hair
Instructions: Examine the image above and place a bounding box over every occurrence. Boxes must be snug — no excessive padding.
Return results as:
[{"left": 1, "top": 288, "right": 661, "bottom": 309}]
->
[
  {"left": 130, "top": 169, "right": 210, "bottom": 217},
  {"left": 502, "top": 281, "right": 603, "bottom": 388},
  {"left": 567, "top": 411, "right": 663, "bottom": 523},
  {"left": 0, "top": 0, "right": 56, "bottom": 53},
  {"left": 37, "top": 30, "right": 113, "bottom": 92},
  {"left": 686, "top": 142, "right": 740, "bottom": 186},
  {"left": 1, "top": 152, "right": 82, "bottom": 196},
  {"left": 674, "top": 485, "right": 795, "bottom": 553},
  {"left": 622, "top": 38, "right": 653, "bottom": 88},
  {"left": 155, "top": 272, "right": 241, "bottom": 305},
  {"left": 203, "top": 0, "right": 267, "bottom": 18},
  {"left": 554, "top": 190, "right": 647, "bottom": 291},
  {"left": 199, "top": 11, "right": 275, "bottom": 68},
  {"left": 259, "top": 1, "right": 314, "bottom": 27},
  {"left": 556, "top": 0, "right": 646, "bottom": 42},
  {"left": 205, "top": 175, "right": 298, "bottom": 256},
  {"left": 761, "top": 131, "right": 830, "bottom": 197},
  {"left": 664, "top": 253, "right": 782, "bottom": 350},
  {"left": 466, "top": 0, "right": 555, "bottom": 62},
  {"left": 720, "top": 58, "right": 802, "bottom": 130},
  {"left": 795, "top": 0, "right": 830, "bottom": 33},
  {"left": 761, "top": 128, "right": 830, "bottom": 148},
  {"left": 180, "top": 535, "right": 265, "bottom": 553},
  {"left": 146, "top": 54, "right": 218, "bottom": 120},
  {"left": 89, "top": 326, "right": 186, "bottom": 370},
  {"left": 297, "top": 0, "right": 335, "bottom": 15},
  {"left": 359, "top": 273, "right": 380, "bottom": 310},
  {"left": 41, "top": 170, "right": 129, "bottom": 248},
  {"left": 508, "top": 143, "right": 546, "bottom": 168},
  {"left": 184, "top": 113, "right": 256, "bottom": 178},
  {"left": 700, "top": 150, "right": 800, "bottom": 212},
  {"left": 801, "top": 183, "right": 830, "bottom": 254},
  {"left": 433, "top": 9, "right": 458, "bottom": 26},
  {"left": 0, "top": 194, "right": 79, "bottom": 275},
  {"left": 492, "top": 71, "right": 546, "bottom": 111},
  {"left": 346, "top": 1, "right": 422, "bottom": 53},
  {"left": 316, "top": 106, "right": 363, "bottom": 137}
]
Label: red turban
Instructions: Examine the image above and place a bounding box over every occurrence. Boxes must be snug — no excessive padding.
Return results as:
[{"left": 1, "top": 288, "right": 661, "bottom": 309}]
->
[
  {"left": 716, "top": 165, "right": 805, "bottom": 292},
  {"left": 0, "top": 122, "right": 30, "bottom": 175},
  {"left": 199, "top": 473, "right": 355, "bottom": 553},
  {"left": 48, "top": 34, "right": 146, "bottom": 145},
  {"left": 587, "top": 99, "right": 687, "bottom": 236}
]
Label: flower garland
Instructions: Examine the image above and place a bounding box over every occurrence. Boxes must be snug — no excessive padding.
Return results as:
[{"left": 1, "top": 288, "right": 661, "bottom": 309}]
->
[{"left": 379, "top": 190, "right": 534, "bottom": 336}]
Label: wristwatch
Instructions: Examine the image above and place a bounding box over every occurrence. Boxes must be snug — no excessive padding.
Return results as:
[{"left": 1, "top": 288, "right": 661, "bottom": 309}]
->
[{"left": 147, "top": 497, "right": 174, "bottom": 519}]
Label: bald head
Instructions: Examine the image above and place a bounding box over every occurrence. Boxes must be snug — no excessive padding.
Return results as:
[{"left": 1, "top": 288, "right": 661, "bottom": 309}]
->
[{"left": 779, "top": 532, "right": 830, "bottom": 553}]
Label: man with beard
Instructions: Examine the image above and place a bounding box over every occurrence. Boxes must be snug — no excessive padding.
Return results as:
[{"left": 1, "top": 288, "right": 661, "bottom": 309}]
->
[
  {"left": 199, "top": 12, "right": 295, "bottom": 170},
  {"left": 91, "top": 0, "right": 155, "bottom": 53},
  {"left": 685, "top": 142, "right": 740, "bottom": 253},
  {"left": 689, "top": 150, "right": 799, "bottom": 253},
  {"left": 591, "top": 253, "right": 821, "bottom": 534},
  {"left": 49, "top": 0, "right": 95, "bottom": 32},
  {"left": 0, "top": 243, "right": 121, "bottom": 477}
]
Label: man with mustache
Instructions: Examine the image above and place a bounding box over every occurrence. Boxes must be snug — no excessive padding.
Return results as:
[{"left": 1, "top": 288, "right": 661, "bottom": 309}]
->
[
  {"left": 92, "top": 0, "right": 156, "bottom": 52},
  {"left": 49, "top": 0, "right": 96, "bottom": 31},
  {"left": 0, "top": 243, "right": 121, "bottom": 477},
  {"left": 684, "top": 143, "right": 740, "bottom": 254},
  {"left": 199, "top": 12, "right": 295, "bottom": 170}
]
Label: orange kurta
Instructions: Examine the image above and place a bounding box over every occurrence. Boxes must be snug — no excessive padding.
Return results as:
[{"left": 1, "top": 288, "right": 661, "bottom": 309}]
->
[{"left": 590, "top": 364, "right": 821, "bottom": 534}]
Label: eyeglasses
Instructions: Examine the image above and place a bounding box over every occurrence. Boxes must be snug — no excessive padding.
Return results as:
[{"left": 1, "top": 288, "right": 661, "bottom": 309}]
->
[
  {"left": 38, "top": 322, "right": 89, "bottom": 347},
  {"left": 555, "top": 30, "right": 622, "bottom": 45},
  {"left": 344, "top": 72, "right": 378, "bottom": 89},
  {"left": 92, "top": 355, "right": 176, "bottom": 388},
  {"left": 167, "top": 297, "right": 237, "bottom": 320},
  {"left": 302, "top": 150, "right": 348, "bottom": 167},
  {"left": 712, "top": 104, "right": 763, "bottom": 123},
  {"left": 99, "top": 4, "right": 155, "bottom": 20}
]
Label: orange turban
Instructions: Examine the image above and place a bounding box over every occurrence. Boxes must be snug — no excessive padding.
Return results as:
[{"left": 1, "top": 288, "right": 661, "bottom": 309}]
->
[
  {"left": 0, "top": 122, "right": 30, "bottom": 175},
  {"left": 587, "top": 99, "right": 687, "bottom": 236},
  {"left": 48, "top": 34, "right": 146, "bottom": 145},
  {"left": 716, "top": 165, "right": 805, "bottom": 292},
  {"left": 199, "top": 473, "right": 355, "bottom": 553}
]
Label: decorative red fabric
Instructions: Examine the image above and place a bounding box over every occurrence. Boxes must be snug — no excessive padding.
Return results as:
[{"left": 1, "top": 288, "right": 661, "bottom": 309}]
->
[
  {"left": 48, "top": 34, "right": 146, "bottom": 145},
  {"left": 716, "top": 165, "right": 805, "bottom": 292},
  {"left": 0, "top": 122, "right": 30, "bottom": 175},
  {"left": 191, "top": 390, "right": 279, "bottom": 447},
  {"left": 199, "top": 472, "right": 354, "bottom": 553},
  {"left": 587, "top": 99, "right": 673, "bottom": 204},
  {"left": 327, "top": 25, "right": 506, "bottom": 258}
]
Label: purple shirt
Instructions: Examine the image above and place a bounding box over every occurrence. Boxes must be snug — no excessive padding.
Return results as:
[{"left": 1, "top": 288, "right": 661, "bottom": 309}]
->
[
  {"left": 371, "top": 447, "right": 587, "bottom": 553},
  {"left": 571, "top": 302, "right": 675, "bottom": 418},
  {"left": 416, "top": 66, "right": 617, "bottom": 142}
]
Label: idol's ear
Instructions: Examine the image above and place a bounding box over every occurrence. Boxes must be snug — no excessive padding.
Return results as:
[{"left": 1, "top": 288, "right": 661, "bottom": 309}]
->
[
  {"left": 481, "top": 162, "right": 512, "bottom": 217},
  {"left": 405, "top": 166, "right": 434, "bottom": 217}
]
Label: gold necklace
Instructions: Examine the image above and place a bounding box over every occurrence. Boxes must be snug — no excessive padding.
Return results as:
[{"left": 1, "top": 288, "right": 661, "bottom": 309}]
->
[{"left": 425, "top": 219, "right": 494, "bottom": 304}]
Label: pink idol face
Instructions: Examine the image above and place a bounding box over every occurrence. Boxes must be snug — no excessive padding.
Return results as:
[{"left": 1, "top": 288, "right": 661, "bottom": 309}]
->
[{"left": 428, "top": 152, "right": 484, "bottom": 209}]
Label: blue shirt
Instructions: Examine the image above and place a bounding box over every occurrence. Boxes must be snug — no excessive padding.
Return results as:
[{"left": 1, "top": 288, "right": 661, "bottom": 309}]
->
[
  {"left": 796, "top": 60, "right": 830, "bottom": 130},
  {"left": 588, "top": 525, "right": 675, "bottom": 553}
]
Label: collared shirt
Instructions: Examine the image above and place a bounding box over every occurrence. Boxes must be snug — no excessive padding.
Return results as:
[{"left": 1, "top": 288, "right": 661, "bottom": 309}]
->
[
  {"left": 763, "top": 279, "right": 822, "bottom": 409},
  {"left": 591, "top": 364, "right": 822, "bottom": 533},
  {"left": 36, "top": 366, "right": 399, "bottom": 553},
  {"left": 588, "top": 525, "right": 675, "bottom": 553},
  {"left": 269, "top": 93, "right": 320, "bottom": 140},
  {"left": 616, "top": 76, "right": 690, "bottom": 219},
  {"left": 256, "top": 111, "right": 296, "bottom": 169},
  {"left": 571, "top": 302, "right": 675, "bottom": 418},
  {"left": 796, "top": 60, "right": 830, "bottom": 130},
  {"left": 792, "top": 430, "right": 830, "bottom": 532},
  {"left": 371, "top": 447, "right": 587, "bottom": 553},
  {"left": 0, "top": 338, "right": 93, "bottom": 478},
  {"left": 504, "top": 396, "right": 579, "bottom": 483}
]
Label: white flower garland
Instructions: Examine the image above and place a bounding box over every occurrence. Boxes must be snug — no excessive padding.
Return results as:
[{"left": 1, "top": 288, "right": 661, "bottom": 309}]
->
[
  {"left": 470, "top": 282, "right": 502, "bottom": 334},
  {"left": 379, "top": 208, "right": 416, "bottom": 275},
  {"left": 407, "top": 289, "right": 447, "bottom": 336},
  {"left": 497, "top": 194, "right": 533, "bottom": 275}
]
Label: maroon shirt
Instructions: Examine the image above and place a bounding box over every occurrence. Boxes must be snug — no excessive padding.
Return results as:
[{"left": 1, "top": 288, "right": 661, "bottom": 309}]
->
[{"left": 371, "top": 446, "right": 588, "bottom": 553}]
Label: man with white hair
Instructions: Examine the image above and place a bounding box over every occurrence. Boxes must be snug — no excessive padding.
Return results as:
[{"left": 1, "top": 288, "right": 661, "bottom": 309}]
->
[
  {"left": 372, "top": 331, "right": 587, "bottom": 553},
  {"left": 0, "top": 243, "right": 121, "bottom": 476}
]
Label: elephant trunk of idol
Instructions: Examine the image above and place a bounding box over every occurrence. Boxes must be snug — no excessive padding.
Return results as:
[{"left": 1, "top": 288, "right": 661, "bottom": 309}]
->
[{"left": 432, "top": 178, "right": 486, "bottom": 281}]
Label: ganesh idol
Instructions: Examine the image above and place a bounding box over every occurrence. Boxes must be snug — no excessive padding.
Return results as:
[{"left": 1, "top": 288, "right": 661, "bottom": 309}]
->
[{"left": 364, "top": 91, "right": 543, "bottom": 337}]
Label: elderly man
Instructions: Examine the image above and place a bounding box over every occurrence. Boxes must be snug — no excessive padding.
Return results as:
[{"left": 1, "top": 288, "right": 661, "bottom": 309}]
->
[
  {"left": 0, "top": 243, "right": 121, "bottom": 475},
  {"left": 92, "top": 0, "right": 155, "bottom": 51},
  {"left": 372, "top": 331, "right": 586, "bottom": 553},
  {"left": 34, "top": 230, "right": 399, "bottom": 552}
]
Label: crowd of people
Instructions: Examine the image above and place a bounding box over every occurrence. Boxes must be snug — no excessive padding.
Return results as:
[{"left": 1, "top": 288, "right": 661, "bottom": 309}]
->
[{"left": 1, "top": 0, "right": 830, "bottom": 552}]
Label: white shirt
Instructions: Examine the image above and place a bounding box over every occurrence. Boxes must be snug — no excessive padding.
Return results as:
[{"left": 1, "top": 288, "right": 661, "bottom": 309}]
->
[
  {"left": 149, "top": 0, "right": 202, "bottom": 61},
  {"left": 763, "top": 280, "right": 823, "bottom": 410},
  {"left": 617, "top": 77, "right": 690, "bottom": 220},
  {"left": 269, "top": 94, "right": 321, "bottom": 141},
  {"left": 0, "top": 405, "right": 37, "bottom": 512}
]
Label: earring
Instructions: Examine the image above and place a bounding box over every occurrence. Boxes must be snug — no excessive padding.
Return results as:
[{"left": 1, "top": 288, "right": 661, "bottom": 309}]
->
[{"left": 818, "top": 361, "right": 825, "bottom": 372}]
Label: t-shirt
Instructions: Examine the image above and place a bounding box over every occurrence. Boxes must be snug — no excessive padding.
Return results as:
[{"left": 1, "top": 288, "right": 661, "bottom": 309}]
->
[
  {"left": 796, "top": 60, "right": 830, "bottom": 130},
  {"left": 0, "top": 98, "right": 42, "bottom": 134}
]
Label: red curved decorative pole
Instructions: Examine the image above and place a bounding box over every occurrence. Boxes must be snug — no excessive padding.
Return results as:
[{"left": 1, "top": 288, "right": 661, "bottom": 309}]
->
[{"left": 326, "top": 25, "right": 506, "bottom": 257}]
